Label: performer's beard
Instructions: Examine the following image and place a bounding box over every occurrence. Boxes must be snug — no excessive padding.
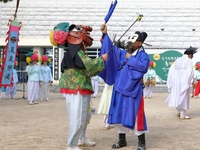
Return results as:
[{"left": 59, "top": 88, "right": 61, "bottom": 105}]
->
[{"left": 126, "top": 42, "right": 135, "bottom": 54}]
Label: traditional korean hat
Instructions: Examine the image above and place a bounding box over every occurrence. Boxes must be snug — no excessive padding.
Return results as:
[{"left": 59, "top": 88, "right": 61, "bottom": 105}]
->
[
  {"left": 41, "top": 55, "right": 51, "bottom": 65},
  {"left": 26, "top": 52, "right": 39, "bottom": 64},
  {"left": 149, "top": 60, "right": 156, "bottom": 68},
  {"left": 195, "top": 62, "right": 200, "bottom": 69},
  {"left": 184, "top": 46, "right": 198, "bottom": 55}
]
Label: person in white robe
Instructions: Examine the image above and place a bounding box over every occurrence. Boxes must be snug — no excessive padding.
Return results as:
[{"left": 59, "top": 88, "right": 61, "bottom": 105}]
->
[
  {"left": 5, "top": 68, "right": 18, "bottom": 99},
  {"left": 143, "top": 61, "right": 156, "bottom": 98},
  {"left": 98, "top": 83, "right": 113, "bottom": 129},
  {"left": 40, "top": 55, "right": 53, "bottom": 101},
  {"left": 166, "top": 46, "right": 198, "bottom": 120},
  {"left": 26, "top": 53, "right": 43, "bottom": 105}
]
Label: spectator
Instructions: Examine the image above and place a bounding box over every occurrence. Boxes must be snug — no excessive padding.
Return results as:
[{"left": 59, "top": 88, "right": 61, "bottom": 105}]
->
[
  {"left": 40, "top": 55, "right": 53, "bottom": 101},
  {"left": 26, "top": 52, "right": 43, "bottom": 105}
]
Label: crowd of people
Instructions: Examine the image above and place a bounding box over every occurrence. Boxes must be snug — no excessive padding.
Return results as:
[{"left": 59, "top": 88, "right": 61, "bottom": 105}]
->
[
  {"left": 0, "top": 21, "right": 199, "bottom": 150},
  {"left": 0, "top": 53, "right": 53, "bottom": 105}
]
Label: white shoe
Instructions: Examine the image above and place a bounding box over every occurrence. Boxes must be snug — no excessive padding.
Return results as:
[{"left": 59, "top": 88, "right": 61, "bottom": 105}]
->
[
  {"left": 77, "top": 139, "right": 96, "bottom": 147},
  {"left": 45, "top": 98, "right": 49, "bottom": 101},
  {"left": 105, "top": 124, "right": 110, "bottom": 130},
  {"left": 0, "top": 99, "right": 2, "bottom": 102},
  {"left": 67, "top": 146, "right": 82, "bottom": 150},
  {"left": 29, "top": 102, "right": 34, "bottom": 105},
  {"left": 180, "top": 115, "right": 191, "bottom": 120}
]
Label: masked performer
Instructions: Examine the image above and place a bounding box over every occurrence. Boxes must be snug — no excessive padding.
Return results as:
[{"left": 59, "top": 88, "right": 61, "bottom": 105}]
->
[
  {"left": 51, "top": 22, "right": 108, "bottom": 150},
  {"left": 99, "top": 24, "right": 149, "bottom": 150},
  {"left": 143, "top": 60, "right": 157, "bottom": 98},
  {"left": 166, "top": 46, "right": 197, "bottom": 120}
]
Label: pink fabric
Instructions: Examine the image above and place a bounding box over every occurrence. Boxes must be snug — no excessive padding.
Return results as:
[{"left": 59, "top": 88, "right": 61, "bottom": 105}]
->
[
  {"left": 196, "top": 63, "right": 200, "bottom": 69},
  {"left": 149, "top": 61, "right": 154, "bottom": 66},
  {"left": 42, "top": 55, "right": 48, "bottom": 62},
  {"left": 53, "top": 30, "right": 68, "bottom": 45},
  {"left": 31, "top": 54, "right": 38, "bottom": 61},
  {"left": 10, "top": 26, "right": 20, "bottom": 32}
]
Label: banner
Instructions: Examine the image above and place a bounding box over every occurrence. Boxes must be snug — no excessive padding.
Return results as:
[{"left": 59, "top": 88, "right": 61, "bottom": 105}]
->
[
  {"left": 0, "top": 20, "right": 21, "bottom": 87},
  {"left": 149, "top": 50, "right": 183, "bottom": 82}
]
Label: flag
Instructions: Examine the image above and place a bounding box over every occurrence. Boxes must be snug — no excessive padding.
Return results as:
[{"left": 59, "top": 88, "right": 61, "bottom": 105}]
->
[
  {"left": 104, "top": 0, "right": 118, "bottom": 23},
  {"left": 0, "top": 20, "right": 21, "bottom": 87}
]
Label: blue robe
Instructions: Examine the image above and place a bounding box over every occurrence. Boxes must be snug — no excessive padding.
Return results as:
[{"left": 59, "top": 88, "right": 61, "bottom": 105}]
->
[{"left": 99, "top": 34, "right": 149, "bottom": 130}]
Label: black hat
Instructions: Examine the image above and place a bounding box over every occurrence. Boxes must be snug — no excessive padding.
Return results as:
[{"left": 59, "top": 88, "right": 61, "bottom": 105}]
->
[
  {"left": 140, "top": 32, "right": 147, "bottom": 43},
  {"left": 184, "top": 46, "right": 198, "bottom": 55},
  {"left": 134, "top": 31, "right": 142, "bottom": 41},
  {"left": 134, "top": 31, "right": 147, "bottom": 43}
]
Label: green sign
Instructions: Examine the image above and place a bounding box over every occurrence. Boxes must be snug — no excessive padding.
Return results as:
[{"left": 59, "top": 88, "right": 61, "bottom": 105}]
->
[{"left": 149, "top": 50, "right": 183, "bottom": 82}]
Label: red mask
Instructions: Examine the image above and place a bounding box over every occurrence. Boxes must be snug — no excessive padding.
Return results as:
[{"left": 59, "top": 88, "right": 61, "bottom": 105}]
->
[{"left": 67, "top": 25, "right": 94, "bottom": 47}]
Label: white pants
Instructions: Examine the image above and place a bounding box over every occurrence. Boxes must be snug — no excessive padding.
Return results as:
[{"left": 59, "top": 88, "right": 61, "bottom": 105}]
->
[
  {"left": 176, "top": 107, "right": 186, "bottom": 116},
  {"left": 91, "top": 79, "right": 98, "bottom": 97},
  {"left": 66, "top": 92, "right": 91, "bottom": 147},
  {"left": 143, "top": 85, "right": 153, "bottom": 97},
  {"left": 5, "top": 83, "right": 17, "bottom": 98},
  {"left": 114, "top": 124, "right": 148, "bottom": 136},
  {"left": 27, "top": 81, "right": 39, "bottom": 103},
  {"left": 40, "top": 82, "right": 49, "bottom": 100}
]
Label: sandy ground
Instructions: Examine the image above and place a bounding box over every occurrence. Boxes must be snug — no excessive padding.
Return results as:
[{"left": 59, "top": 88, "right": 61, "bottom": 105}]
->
[{"left": 0, "top": 87, "right": 200, "bottom": 150}]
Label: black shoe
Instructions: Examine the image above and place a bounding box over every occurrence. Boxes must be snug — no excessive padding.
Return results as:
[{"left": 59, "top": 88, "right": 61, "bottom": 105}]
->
[
  {"left": 137, "top": 133, "right": 146, "bottom": 150},
  {"left": 137, "top": 144, "right": 146, "bottom": 150},
  {"left": 112, "top": 140, "right": 127, "bottom": 149}
]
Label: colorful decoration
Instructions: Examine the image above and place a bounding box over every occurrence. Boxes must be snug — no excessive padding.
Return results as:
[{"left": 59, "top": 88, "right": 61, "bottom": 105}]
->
[
  {"left": 41, "top": 55, "right": 51, "bottom": 65},
  {"left": 0, "top": 20, "right": 21, "bottom": 87},
  {"left": 49, "top": 22, "right": 70, "bottom": 48},
  {"left": 26, "top": 51, "right": 39, "bottom": 64},
  {"left": 149, "top": 60, "right": 156, "bottom": 68},
  {"left": 195, "top": 62, "right": 200, "bottom": 70},
  {"left": 49, "top": 30, "right": 57, "bottom": 46}
]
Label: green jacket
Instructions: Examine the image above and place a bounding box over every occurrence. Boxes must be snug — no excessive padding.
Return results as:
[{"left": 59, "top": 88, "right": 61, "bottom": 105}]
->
[{"left": 59, "top": 50, "right": 105, "bottom": 93}]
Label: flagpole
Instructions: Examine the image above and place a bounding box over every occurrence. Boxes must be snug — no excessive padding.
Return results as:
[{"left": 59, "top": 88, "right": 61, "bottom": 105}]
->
[{"left": 107, "top": 14, "right": 143, "bottom": 54}]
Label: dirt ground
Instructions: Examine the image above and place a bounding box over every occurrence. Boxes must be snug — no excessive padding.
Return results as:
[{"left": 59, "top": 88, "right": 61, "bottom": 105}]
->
[{"left": 0, "top": 88, "right": 200, "bottom": 150}]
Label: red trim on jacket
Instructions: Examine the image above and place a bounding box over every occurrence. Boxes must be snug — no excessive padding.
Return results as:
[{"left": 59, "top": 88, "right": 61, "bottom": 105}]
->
[{"left": 60, "top": 86, "right": 93, "bottom": 95}]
